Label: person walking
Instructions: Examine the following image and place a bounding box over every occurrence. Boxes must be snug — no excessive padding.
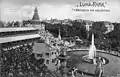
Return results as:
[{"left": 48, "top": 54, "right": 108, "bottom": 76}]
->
[{"left": 95, "top": 57, "right": 104, "bottom": 77}]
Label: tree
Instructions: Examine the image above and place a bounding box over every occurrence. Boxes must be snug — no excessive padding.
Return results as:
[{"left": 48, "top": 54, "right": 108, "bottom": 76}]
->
[
  {"left": 0, "top": 20, "right": 4, "bottom": 27},
  {"left": 60, "top": 24, "right": 69, "bottom": 37},
  {"left": 106, "top": 23, "right": 120, "bottom": 49},
  {"left": 14, "top": 21, "right": 20, "bottom": 27},
  {"left": 11, "top": 21, "right": 15, "bottom": 27},
  {"left": 7, "top": 22, "right": 12, "bottom": 27},
  {"left": 71, "top": 20, "right": 87, "bottom": 39},
  {"left": 80, "top": 26, "right": 87, "bottom": 39},
  {"left": 22, "top": 20, "right": 30, "bottom": 26},
  {"left": 90, "top": 22, "right": 107, "bottom": 40}
]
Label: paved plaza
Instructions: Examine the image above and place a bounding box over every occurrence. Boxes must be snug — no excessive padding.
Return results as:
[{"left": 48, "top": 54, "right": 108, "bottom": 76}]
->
[{"left": 67, "top": 50, "right": 120, "bottom": 77}]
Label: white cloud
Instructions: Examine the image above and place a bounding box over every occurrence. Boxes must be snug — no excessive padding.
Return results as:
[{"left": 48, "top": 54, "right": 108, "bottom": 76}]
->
[
  {"left": 1, "top": 0, "right": 120, "bottom": 22},
  {"left": 37, "top": 4, "right": 74, "bottom": 19}
]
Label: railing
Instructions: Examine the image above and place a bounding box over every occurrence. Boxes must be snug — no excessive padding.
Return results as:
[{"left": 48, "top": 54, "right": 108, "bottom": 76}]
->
[
  {"left": 66, "top": 47, "right": 120, "bottom": 57},
  {"left": 0, "top": 24, "right": 33, "bottom": 28},
  {"left": 0, "top": 27, "right": 46, "bottom": 43},
  {"left": 0, "top": 34, "right": 41, "bottom": 43},
  {"left": 0, "top": 27, "right": 36, "bottom": 32}
]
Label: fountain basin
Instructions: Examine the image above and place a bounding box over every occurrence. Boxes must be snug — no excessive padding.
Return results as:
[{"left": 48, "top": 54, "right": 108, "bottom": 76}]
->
[
  {"left": 82, "top": 54, "right": 109, "bottom": 65},
  {"left": 57, "top": 54, "right": 70, "bottom": 61}
]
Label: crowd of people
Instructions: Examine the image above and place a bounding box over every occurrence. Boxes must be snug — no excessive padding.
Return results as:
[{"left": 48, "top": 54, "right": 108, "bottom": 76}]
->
[{"left": 0, "top": 43, "right": 57, "bottom": 77}]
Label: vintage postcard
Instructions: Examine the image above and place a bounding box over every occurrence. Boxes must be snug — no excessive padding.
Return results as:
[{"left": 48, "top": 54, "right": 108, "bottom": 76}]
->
[{"left": 0, "top": 0, "right": 120, "bottom": 77}]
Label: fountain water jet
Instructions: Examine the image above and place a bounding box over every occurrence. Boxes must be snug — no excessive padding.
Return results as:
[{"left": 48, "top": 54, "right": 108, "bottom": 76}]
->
[
  {"left": 88, "top": 34, "right": 96, "bottom": 59},
  {"left": 82, "top": 33, "right": 97, "bottom": 64}
]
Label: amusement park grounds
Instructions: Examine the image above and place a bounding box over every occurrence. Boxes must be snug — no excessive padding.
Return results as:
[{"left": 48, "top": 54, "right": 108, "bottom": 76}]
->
[{"left": 65, "top": 50, "right": 120, "bottom": 77}]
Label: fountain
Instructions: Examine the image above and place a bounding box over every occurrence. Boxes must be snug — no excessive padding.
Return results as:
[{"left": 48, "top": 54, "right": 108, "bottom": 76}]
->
[
  {"left": 82, "top": 34, "right": 109, "bottom": 65},
  {"left": 88, "top": 34, "right": 96, "bottom": 60},
  {"left": 82, "top": 33, "right": 97, "bottom": 64}
]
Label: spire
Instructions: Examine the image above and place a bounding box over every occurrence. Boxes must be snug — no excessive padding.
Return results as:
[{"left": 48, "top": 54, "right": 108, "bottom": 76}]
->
[
  {"left": 34, "top": 7, "right": 38, "bottom": 12},
  {"left": 58, "top": 29, "right": 61, "bottom": 40},
  {"left": 32, "top": 7, "right": 39, "bottom": 20}
]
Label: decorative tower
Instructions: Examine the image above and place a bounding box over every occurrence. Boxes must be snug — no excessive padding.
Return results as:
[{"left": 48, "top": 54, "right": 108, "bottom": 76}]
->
[
  {"left": 58, "top": 29, "right": 61, "bottom": 40},
  {"left": 32, "top": 7, "right": 39, "bottom": 20}
]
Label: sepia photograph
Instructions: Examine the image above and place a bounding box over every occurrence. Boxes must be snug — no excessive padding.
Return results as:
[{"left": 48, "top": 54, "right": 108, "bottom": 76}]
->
[{"left": 0, "top": 0, "right": 120, "bottom": 77}]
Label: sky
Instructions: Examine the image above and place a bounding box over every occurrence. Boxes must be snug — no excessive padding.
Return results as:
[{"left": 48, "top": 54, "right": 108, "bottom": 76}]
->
[{"left": 0, "top": 0, "right": 120, "bottom": 22}]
